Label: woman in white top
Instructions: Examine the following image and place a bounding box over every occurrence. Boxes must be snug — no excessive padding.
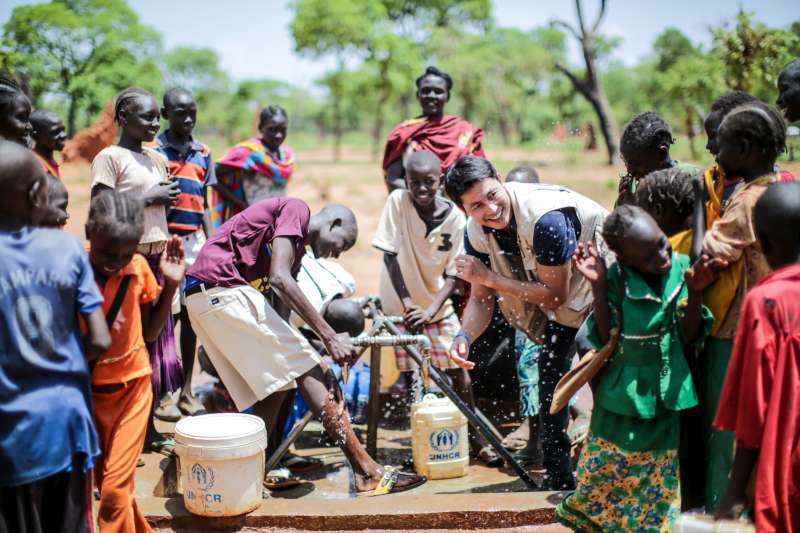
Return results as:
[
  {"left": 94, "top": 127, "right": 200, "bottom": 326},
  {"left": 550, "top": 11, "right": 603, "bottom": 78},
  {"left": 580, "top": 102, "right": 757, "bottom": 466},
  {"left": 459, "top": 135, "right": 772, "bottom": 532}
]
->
[{"left": 90, "top": 87, "right": 183, "bottom": 450}]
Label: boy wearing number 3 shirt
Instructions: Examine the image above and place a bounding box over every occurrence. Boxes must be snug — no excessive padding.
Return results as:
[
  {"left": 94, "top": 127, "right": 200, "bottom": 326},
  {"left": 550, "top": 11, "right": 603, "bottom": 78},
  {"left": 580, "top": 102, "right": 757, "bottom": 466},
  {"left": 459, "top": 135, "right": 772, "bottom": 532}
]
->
[{"left": 373, "top": 151, "right": 499, "bottom": 466}]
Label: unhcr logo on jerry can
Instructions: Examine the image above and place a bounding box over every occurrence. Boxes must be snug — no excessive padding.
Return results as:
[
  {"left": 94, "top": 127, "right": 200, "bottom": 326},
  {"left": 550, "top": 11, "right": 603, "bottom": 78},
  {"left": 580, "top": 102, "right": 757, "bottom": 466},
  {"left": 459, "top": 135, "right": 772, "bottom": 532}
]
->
[{"left": 428, "top": 428, "right": 461, "bottom": 461}]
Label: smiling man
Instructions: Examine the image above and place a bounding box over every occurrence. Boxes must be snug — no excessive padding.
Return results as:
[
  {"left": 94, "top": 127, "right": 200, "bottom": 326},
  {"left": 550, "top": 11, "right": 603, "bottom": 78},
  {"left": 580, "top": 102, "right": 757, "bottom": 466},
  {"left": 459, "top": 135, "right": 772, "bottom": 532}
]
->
[{"left": 444, "top": 155, "right": 608, "bottom": 490}]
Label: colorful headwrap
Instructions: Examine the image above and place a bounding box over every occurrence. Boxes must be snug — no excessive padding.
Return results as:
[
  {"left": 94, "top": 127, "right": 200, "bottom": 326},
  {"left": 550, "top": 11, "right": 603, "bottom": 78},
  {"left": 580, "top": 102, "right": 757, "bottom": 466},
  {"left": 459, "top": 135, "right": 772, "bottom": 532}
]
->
[{"left": 210, "top": 139, "right": 295, "bottom": 230}]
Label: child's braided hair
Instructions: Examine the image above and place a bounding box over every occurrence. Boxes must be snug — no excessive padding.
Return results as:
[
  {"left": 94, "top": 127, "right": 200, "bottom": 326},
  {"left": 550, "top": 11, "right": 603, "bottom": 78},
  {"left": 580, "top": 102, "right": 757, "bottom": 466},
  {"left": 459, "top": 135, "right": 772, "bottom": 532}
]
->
[
  {"left": 620, "top": 111, "right": 674, "bottom": 156},
  {"left": 0, "top": 75, "right": 27, "bottom": 116},
  {"left": 416, "top": 66, "right": 453, "bottom": 93},
  {"left": 601, "top": 204, "right": 645, "bottom": 256},
  {"left": 114, "top": 87, "right": 154, "bottom": 124},
  {"left": 708, "top": 91, "right": 757, "bottom": 119},
  {"left": 87, "top": 189, "right": 144, "bottom": 243},
  {"left": 721, "top": 101, "right": 786, "bottom": 163},
  {"left": 258, "top": 105, "right": 288, "bottom": 129},
  {"left": 634, "top": 167, "right": 696, "bottom": 225}
]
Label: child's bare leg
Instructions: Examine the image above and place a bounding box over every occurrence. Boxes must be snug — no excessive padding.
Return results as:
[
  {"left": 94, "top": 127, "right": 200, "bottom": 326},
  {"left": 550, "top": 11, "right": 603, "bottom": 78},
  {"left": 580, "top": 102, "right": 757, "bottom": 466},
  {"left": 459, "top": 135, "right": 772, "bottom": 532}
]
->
[
  {"left": 251, "top": 390, "right": 293, "bottom": 459},
  {"left": 296, "top": 364, "right": 422, "bottom": 492},
  {"left": 177, "top": 307, "right": 200, "bottom": 412}
]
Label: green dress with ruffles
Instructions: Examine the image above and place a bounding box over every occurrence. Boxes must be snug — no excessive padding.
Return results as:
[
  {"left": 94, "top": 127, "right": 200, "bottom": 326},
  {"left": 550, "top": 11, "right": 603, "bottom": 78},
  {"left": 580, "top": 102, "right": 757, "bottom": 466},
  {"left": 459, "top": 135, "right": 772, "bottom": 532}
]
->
[{"left": 587, "top": 252, "right": 714, "bottom": 452}]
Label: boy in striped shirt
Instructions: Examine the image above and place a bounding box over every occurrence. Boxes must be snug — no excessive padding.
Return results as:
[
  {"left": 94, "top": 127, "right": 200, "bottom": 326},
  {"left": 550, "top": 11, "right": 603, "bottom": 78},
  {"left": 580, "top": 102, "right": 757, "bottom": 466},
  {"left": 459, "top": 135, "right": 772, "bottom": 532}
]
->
[{"left": 152, "top": 87, "right": 216, "bottom": 418}]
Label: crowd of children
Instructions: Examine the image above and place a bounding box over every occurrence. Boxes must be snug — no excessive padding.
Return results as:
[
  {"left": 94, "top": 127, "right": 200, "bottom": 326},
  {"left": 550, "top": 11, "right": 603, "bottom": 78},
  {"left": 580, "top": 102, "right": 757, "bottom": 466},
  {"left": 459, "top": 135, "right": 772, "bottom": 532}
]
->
[{"left": 0, "top": 54, "right": 799, "bottom": 533}]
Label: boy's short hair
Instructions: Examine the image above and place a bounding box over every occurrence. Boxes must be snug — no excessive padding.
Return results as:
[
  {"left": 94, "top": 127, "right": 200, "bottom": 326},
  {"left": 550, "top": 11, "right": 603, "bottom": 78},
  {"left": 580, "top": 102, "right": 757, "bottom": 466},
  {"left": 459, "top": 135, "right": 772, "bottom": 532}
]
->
[
  {"left": 86, "top": 190, "right": 144, "bottom": 243},
  {"left": 323, "top": 299, "right": 365, "bottom": 337},
  {"left": 30, "top": 109, "right": 62, "bottom": 132},
  {"left": 754, "top": 181, "right": 800, "bottom": 259},
  {"left": 602, "top": 204, "right": 647, "bottom": 255},
  {"left": 506, "top": 164, "right": 540, "bottom": 184},
  {"left": 162, "top": 87, "right": 193, "bottom": 109},
  {"left": 444, "top": 155, "right": 499, "bottom": 206}
]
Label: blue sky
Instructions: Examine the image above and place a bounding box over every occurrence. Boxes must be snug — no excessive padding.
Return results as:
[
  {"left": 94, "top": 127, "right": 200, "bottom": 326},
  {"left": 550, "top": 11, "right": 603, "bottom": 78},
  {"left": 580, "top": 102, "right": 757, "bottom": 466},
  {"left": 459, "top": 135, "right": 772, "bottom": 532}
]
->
[{"left": 2, "top": 0, "right": 798, "bottom": 87}]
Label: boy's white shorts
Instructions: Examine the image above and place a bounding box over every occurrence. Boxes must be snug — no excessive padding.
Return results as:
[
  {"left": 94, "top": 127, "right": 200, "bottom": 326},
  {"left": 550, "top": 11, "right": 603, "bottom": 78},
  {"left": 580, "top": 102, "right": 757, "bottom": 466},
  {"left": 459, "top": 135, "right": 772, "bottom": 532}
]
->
[
  {"left": 185, "top": 283, "right": 321, "bottom": 410},
  {"left": 172, "top": 230, "right": 206, "bottom": 315}
]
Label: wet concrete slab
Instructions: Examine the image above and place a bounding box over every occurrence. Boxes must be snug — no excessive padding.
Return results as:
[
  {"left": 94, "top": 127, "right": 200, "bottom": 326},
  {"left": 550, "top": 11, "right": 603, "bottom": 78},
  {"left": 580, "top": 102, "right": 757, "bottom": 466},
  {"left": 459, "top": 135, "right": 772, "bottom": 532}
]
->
[{"left": 139, "top": 420, "right": 568, "bottom": 531}]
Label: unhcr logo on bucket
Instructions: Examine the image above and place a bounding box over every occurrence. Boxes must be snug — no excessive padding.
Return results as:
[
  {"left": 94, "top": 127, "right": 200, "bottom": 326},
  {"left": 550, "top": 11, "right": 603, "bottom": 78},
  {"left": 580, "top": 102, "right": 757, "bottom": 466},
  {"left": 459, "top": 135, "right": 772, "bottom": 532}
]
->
[{"left": 428, "top": 429, "right": 461, "bottom": 461}]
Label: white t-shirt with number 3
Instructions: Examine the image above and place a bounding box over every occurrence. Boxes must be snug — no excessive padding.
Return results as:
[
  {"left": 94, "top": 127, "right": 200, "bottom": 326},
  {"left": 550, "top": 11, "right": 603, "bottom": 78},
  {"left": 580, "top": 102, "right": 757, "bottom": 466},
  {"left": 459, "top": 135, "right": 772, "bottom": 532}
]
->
[{"left": 372, "top": 189, "right": 465, "bottom": 321}]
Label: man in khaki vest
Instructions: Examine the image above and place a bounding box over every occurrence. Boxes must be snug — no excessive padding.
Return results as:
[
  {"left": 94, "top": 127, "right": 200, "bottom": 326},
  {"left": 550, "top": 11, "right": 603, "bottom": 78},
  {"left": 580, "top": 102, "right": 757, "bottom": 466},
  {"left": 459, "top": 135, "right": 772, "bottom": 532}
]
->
[{"left": 443, "top": 155, "right": 607, "bottom": 490}]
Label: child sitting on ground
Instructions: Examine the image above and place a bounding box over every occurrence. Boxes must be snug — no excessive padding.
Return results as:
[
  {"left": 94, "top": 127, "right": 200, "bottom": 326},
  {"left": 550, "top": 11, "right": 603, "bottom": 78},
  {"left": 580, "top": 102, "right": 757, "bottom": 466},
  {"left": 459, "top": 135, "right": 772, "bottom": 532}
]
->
[
  {"left": 0, "top": 140, "right": 110, "bottom": 533},
  {"left": 556, "top": 205, "right": 720, "bottom": 532},
  {"left": 151, "top": 87, "right": 217, "bottom": 419},
  {"left": 0, "top": 76, "right": 32, "bottom": 145},
  {"left": 699, "top": 101, "right": 788, "bottom": 512},
  {"left": 373, "top": 150, "right": 498, "bottom": 466},
  {"left": 777, "top": 58, "right": 800, "bottom": 123},
  {"left": 40, "top": 175, "right": 70, "bottom": 229},
  {"left": 86, "top": 190, "right": 184, "bottom": 532},
  {"left": 30, "top": 108, "right": 66, "bottom": 181},
  {"left": 713, "top": 182, "right": 800, "bottom": 532},
  {"left": 617, "top": 111, "right": 698, "bottom": 206}
]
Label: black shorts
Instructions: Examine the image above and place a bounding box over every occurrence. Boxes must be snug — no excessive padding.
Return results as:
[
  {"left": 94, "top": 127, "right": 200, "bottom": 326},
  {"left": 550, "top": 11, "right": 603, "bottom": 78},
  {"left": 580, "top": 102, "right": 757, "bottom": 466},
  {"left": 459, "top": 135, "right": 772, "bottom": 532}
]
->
[{"left": 0, "top": 462, "right": 93, "bottom": 533}]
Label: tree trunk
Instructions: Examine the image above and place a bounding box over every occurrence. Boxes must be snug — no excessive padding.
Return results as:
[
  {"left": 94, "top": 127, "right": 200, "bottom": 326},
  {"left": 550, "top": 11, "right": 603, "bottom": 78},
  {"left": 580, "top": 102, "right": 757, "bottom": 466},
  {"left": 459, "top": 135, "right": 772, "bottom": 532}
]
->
[
  {"left": 684, "top": 109, "right": 698, "bottom": 161},
  {"left": 587, "top": 90, "right": 618, "bottom": 165},
  {"left": 497, "top": 112, "right": 511, "bottom": 146},
  {"left": 67, "top": 93, "right": 78, "bottom": 138},
  {"left": 333, "top": 93, "right": 342, "bottom": 162},
  {"left": 371, "top": 64, "right": 392, "bottom": 162}
]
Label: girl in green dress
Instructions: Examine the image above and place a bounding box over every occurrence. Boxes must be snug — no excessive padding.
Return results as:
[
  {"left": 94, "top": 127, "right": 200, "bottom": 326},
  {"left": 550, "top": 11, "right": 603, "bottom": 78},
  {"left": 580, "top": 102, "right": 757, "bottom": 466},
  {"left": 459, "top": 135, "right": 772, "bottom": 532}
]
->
[{"left": 556, "top": 205, "right": 722, "bottom": 532}]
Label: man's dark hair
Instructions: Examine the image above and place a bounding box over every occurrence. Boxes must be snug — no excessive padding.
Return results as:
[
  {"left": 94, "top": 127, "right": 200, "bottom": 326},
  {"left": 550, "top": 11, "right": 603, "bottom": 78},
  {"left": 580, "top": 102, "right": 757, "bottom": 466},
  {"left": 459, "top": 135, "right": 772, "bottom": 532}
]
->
[
  {"left": 444, "top": 155, "right": 499, "bottom": 206},
  {"left": 30, "top": 109, "right": 62, "bottom": 132}
]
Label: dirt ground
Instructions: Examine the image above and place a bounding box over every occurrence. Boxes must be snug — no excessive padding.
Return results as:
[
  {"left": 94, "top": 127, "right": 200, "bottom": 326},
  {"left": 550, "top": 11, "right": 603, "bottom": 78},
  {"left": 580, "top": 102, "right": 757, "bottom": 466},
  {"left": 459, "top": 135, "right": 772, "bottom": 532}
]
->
[{"left": 61, "top": 143, "right": 626, "bottom": 297}]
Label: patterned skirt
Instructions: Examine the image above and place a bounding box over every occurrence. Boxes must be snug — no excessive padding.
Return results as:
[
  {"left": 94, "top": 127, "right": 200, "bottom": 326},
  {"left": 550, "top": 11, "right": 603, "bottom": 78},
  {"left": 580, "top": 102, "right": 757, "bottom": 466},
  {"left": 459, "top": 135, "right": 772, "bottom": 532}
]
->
[
  {"left": 555, "top": 432, "right": 681, "bottom": 532},
  {"left": 393, "top": 314, "right": 460, "bottom": 372},
  {"left": 515, "top": 331, "right": 541, "bottom": 417},
  {"left": 144, "top": 252, "right": 183, "bottom": 396}
]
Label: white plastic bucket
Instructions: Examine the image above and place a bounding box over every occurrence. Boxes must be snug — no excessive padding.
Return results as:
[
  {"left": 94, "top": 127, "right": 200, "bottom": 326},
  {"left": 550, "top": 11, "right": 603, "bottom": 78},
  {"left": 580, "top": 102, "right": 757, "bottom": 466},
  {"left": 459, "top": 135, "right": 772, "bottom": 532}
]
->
[
  {"left": 174, "top": 413, "right": 267, "bottom": 517},
  {"left": 411, "top": 393, "right": 469, "bottom": 480}
]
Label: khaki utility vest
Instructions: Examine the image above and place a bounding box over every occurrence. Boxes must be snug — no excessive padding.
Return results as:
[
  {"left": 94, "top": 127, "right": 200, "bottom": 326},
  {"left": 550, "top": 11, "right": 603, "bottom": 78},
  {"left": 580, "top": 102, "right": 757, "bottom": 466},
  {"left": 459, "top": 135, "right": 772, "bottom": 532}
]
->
[{"left": 466, "top": 182, "right": 608, "bottom": 340}]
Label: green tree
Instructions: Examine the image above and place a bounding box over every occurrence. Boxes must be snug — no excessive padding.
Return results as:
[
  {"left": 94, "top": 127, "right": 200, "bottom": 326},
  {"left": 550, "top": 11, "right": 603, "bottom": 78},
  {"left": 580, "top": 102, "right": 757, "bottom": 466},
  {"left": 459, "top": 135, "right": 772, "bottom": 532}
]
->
[
  {"left": 712, "top": 10, "right": 795, "bottom": 99},
  {"left": 163, "top": 46, "right": 230, "bottom": 94},
  {"left": 2, "top": 0, "right": 163, "bottom": 136},
  {"left": 649, "top": 28, "right": 721, "bottom": 160},
  {"left": 290, "top": 0, "right": 386, "bottom": 160}
]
